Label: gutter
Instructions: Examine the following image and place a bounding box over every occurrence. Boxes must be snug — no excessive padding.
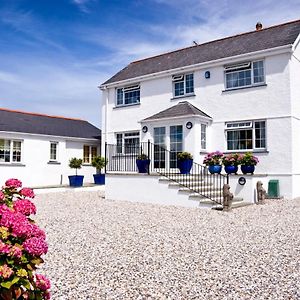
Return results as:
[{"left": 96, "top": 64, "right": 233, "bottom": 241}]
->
[
  {"left": 0, "top": 131, "right": 100, "bottom": 142},
  {"left": 99, "top": 44, "right": 293, "bottom": 90}
]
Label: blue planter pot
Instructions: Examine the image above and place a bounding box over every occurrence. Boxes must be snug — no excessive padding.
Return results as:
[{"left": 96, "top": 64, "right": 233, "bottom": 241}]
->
[
  {"left": 178, "top": 159, "right": 193, "bottom": 174},
  {"left": 241, "top": 165, "right": 255, "bottom": 174},
  {"left": 68, "top": 175, "right": 84, "bottom": 187},
  {"left": 93, "top": 174, "right": 105, "bottom": 185},
  {"left": 225, "top": 165, "right": 238, "bottom": 174},
  {"left": 136, "top": 159, "right": 150, "bottom": 173},
  {"left": 208, "top": 165, "right": 222, "bottom": 174}
]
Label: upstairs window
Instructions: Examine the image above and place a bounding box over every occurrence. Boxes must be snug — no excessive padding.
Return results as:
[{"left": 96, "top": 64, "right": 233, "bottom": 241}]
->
[
  {"left": 226, "top": 120, "right": 266, "bottom": 151},
  {"left": 116, "top": 85, "right": 140, "bottom": 106},
  {"left": 225, "top": 60, "right": 264, "bottom": 90},
  {"left": 173, "top": 73, "right": 194, "bottom": 97},
  {"left": 0, "top": 139, "right": 22, "bottom": 163}
]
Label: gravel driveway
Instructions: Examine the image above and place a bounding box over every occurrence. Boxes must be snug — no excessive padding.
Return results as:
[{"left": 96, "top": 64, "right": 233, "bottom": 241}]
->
[{"left": 34, "top": 191, "right": 300, "bottom": 300}]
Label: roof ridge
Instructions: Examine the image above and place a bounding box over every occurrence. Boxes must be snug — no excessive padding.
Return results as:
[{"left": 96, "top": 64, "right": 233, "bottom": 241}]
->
[
  {"left": 131, "top": 19, "right": 300, "bottom": 65},
  {"left": 0, "top": 107, "right": 85, "bottom": 122}
]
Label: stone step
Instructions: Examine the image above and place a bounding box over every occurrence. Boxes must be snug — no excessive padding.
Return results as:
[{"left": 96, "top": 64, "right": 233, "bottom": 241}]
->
[
  {"left": 231, "top": 201, "right": 253, "bottom": 209},
  {"left": 178, "top": 186, "right": 220, "bottom": 193}
]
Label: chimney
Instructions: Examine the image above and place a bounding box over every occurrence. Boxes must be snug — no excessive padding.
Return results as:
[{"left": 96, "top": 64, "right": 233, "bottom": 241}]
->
[{"left": 256, "top": 22, "right": 263, "bottom": 31}]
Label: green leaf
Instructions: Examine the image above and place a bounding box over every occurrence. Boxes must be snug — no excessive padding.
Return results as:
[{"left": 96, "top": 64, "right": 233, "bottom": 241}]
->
[
  {"left": 19, "top": 278, "right": 31, "bottom": 290},
  {"left": 1, "top": 276, "right": 19, "bottom": 289},
  {"left": 30, "top": 257, "right": 44, "bottom": 265}
]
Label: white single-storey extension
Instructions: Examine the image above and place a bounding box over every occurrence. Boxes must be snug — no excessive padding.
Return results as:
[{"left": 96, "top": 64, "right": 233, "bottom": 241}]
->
[
  {"left": 100, "top": 20, "right": 300, "bottom": 207},
  {"left": 0, "top": 108, "right": 101, "bottom": 187}
]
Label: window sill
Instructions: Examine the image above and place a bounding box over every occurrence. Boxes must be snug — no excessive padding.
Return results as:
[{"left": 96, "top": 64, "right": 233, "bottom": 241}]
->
[
  {"left": 114, "top": 103, "right": 140, "bottom": 109},
  {"left": 82, "top": 163, "right": 93, "bottom": 166},
  {"left": 47, "top": 161, "right": 61, "bottom": 165},
  {"left": 200, "top": 151, "right": 208, "bottom": 155},
  {"left": 222, "top": 83, "right": 267, "bottom": 93},
  {"left": 0, "top": 163, "right": 25, "bottom": 167},
  {"left": 171, "top": 94, "right": 196, "bottom": 100},
  {"left": 224, "top": 149, "right": 269, "bottom": 154}
]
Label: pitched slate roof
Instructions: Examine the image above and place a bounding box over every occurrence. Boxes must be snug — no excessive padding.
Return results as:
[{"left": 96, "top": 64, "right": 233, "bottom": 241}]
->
[
  {"left": 103, "top": 19, "right": 300, "bottom": 85},
  {"left": 0, "top": 108, "right": 101, "bottom": 140},
  {"left": 142, "top": 101, "right": 211, "bottom": 121}
]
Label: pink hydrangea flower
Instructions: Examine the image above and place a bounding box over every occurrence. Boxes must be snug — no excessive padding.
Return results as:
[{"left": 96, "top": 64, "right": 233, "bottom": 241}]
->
[
  {"left": 35, "top": 274, "right": 51, "bottom": 291},
  {"left": 5, "top": 178, "right": 22, "bottom": 189},
  {"left": 0, "top": 204, "right": 12, "bottom": 216},
  {"left": 0, "top": 264, "right": 14, "bottom": 279},
  {"left": 0, "top": 240, "right": 11, "bottom": 254},
  {"left": 23, "top": 237, "right": 48, "bottom": 256},
  {"left": 20, "top": 188, "right": 35, "bottom": 199},
  {"left": 13, "top": 199, "right": 36, "bottom": 216},
  {"left": 9, "top": 245, "right": 22, "bottom": 258},
  {"left": 0, "top": 191, "right": 5, "bottom": 202}
]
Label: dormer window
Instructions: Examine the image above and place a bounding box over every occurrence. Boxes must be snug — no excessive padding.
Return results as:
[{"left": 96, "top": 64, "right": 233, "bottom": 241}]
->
[
  {"left": 116, "top": 85, "right": 140, "bottom": 106},
  {"left": 225, "top": 60, "right": 265, "bottom": 90},
  {"left": 172, "top": 73, "right": 194, "bottom": 97}
]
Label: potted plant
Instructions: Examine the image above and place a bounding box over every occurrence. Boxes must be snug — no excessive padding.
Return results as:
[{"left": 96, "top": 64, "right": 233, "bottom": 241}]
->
[
  {"left": 203, "top": 151, "right": 223, "bottom": 174},
  {"left": 136, "top": 154, "right": 150, "bottom": 173},
  {"left": 92, "top": 156, "right": 107, "bottom": 185},
  {"left": 240, "top": 152, "right": 259, "bottom": 174},
  {"left": 177, "top": 152, "right": 193, "bottom": 174},
  {"left": 68, "top": 157, "right": 84, "bottom": 187},
  {"left": 222, "top": 153, "right": 241, "bottom": 174}
]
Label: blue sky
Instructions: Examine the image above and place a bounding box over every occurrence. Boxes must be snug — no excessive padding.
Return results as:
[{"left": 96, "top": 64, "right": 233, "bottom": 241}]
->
[{"left": 0, "top": 0, "right": 299, "bottom": 127}]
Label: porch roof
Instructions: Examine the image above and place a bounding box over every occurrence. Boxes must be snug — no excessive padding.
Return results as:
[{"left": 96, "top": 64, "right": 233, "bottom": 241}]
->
[{"left": 142, "top": 101, "right": 212, "bottom": 122}]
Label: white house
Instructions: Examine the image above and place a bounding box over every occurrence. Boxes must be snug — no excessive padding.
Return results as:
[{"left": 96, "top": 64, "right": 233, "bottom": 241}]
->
[
  {"left": 100, "top": 20, "right": 300, "bottom": 206},
  {"left": 0, "top": 108, "right": 101, "bottom": 187}
]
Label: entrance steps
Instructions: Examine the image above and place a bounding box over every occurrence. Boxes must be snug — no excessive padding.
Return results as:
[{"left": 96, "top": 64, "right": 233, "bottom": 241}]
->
[{"left": 158, "top": 176, "right": 252, "bottom": 209}]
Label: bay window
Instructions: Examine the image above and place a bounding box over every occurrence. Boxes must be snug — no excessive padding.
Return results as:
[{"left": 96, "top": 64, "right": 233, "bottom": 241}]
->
[
  {"left": 226, "top": 121, "right": 266, "bottom": 151},
  {"left": 201, "top": 124, "right": 207, "bottom": 150}
]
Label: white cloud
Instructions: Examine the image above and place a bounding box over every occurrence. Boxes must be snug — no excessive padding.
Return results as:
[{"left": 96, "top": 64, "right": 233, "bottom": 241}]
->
[{"left": 71, "top": 0, "right": 94, "bottom": 13}]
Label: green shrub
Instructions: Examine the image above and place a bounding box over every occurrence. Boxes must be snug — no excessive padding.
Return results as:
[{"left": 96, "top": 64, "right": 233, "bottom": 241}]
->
[
  {"left": 91, "top": 156, "right": 107, "bottom": 174},
  {"left": 69, "top": 157, "right": 83, "bottom": 175}
]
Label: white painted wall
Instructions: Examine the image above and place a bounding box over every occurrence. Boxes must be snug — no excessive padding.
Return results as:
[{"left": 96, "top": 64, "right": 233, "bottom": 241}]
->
[
  {"left": 0, "top": 132, "right": 100, "bottom": 187},
  {"left": 101, "top": 48, "right": 300, "bottom": 198},
  {"left": 106, "top": 174, "right": 200, "bottom": 208}
]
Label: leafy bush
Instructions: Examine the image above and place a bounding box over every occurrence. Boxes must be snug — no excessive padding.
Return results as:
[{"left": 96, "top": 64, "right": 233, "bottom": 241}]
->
[
  {"left": 137, "top": 154, "right": 149, "bottom": 160},
  {"left": 177, "top": 152, "right": 193, "bottom": 161},
  {"left": 91, "top": 156, "right": 107, "bottom": 174},
  {"left": 0, "top": 178, "right": 50, "bottom": 300},
  {"left": 203, "top": 151, "right": 223, "bottom": 166},
  {"left": 240, "top": 152, "right": 259, "bottom": 166},
  {"left": 69, "top": 158, "right": 83, "bottom": 175}
]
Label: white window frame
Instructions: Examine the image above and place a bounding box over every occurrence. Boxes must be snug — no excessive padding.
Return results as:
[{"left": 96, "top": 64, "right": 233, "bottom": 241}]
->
[
  {"left": 201, "top": 124, "right": 207, "bottom": 150},
  {"left": 224, "top": 60, "right": 265, "bottom": 90},
  {"left": 49, "top": 141, "right": 59, "bottom": 162},
  {"left": 116, "top": 131, "right": 140, "bottom": 154},
  {"left": 225, "top": 120, "right": 266, "bottom": 151},
  {"left": 83, "top": 145, "right": 98, "bottom": 164},
  {"left": 0, "top": 139, "right": 23, "bottom": 164},
  {"left": 172, "top": 73, "right": 194, "bottom": 98},
  {"left": 115, "top": 84, "right": 140, "bottom": 107}
]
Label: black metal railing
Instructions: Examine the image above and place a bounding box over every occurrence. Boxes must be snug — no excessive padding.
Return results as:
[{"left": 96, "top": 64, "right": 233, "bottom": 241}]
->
[{"left": 105, "top": 141, "right": 228, "bottom": 205}]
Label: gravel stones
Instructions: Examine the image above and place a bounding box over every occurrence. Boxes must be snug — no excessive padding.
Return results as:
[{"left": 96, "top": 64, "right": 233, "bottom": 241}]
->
[{"left": 33, "top": 192, "right": 300, "bottom": 299}]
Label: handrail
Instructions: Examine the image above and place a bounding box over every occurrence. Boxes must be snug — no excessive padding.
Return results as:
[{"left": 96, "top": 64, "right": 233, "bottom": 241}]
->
[{"left": 105, "top": 141, "right": 228, "bottom": 205}]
